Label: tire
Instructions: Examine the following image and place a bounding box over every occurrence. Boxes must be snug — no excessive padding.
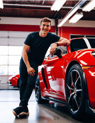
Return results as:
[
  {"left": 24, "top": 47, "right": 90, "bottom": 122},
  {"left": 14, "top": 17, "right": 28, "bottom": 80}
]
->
[
  {"left": 35, "top": 76, "right": 49, "bottom": 104},
  {"left": 66, "top": 64, "right": 85, "bottom": 120},
  {"left": 17, "top": 79, "right": 20, "bottom": 88}
]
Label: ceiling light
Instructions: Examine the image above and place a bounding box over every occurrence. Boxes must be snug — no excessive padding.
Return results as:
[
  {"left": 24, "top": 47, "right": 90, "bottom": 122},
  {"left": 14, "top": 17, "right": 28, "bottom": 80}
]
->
[
  {"left": 58, "top": 6, "right": 79, "bottom": 27},
  {"left": 58, "top": 0, "right": 86, "bottom": 27},
  {"left": 82, "top": 0, "right": 95, "bottom": 12},
  {"left": 51, "top": 0, "right": 67, "bottom": 11},
  {"left": 0, "top": 0, "right": 3, "bottom": 9},
  {"left": 69, "top": 12, "right": 83, "bottom": 23}
]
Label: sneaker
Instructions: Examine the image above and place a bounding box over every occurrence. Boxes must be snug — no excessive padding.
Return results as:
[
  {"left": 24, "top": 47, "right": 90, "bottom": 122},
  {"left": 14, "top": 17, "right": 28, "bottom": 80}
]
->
[
  {"left": 12, "top": 106, "right": 23, "bottom": 117},
  {"left": 19, "top": 107, "right": 29, "bottom": 117}
]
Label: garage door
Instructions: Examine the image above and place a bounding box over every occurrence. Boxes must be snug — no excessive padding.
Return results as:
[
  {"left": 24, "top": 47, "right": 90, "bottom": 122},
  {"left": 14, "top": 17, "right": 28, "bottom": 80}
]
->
[{"left": 0, "top": 31, "right": 30, "bottom": 89}]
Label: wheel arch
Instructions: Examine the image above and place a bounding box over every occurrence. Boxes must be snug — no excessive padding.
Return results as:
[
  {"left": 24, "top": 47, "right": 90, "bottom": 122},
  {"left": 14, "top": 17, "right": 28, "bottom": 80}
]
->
[
  {"left": 65, "top": 60, "right": 89, "bottom": 100},
  {"left": 65, "top": 61, "right": 80, "bottom": 82}
]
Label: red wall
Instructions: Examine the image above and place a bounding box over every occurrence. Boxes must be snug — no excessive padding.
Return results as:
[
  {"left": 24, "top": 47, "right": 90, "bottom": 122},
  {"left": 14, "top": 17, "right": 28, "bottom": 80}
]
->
[
  {"left": 0, "top": 24, "right": 95, "bottom": 40},
  {"left": 57, "top": 27, "right": 95, "bottom": 39},
  {"left": 0, "top": 24, "right": 55, "bottom": 32}
]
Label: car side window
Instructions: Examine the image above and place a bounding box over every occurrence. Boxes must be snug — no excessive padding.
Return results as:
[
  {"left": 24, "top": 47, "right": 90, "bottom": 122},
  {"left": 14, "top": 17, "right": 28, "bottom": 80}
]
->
[
  {"left": 48, "top": 46, "right": 67, "bottom": 59},
  {"left": 70, "top": 39, "right": 87, "bottom": 52},
  {"left": 88, "top": 38, "right": 95, "bottom": 48}
]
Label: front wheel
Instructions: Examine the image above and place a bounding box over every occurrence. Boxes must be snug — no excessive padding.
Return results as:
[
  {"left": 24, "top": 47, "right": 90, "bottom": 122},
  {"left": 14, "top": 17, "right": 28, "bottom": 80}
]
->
[
  {"left": 66, "top": 64, "right": 85, "bottom": 120},
  {"left": 35, "top": 76, "right": 49, "bottom": 104}
]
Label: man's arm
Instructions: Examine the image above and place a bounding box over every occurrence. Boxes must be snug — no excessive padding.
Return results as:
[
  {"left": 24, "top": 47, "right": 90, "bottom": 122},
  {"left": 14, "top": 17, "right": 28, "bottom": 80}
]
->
[
  {"left": 56, "top": 37, "right": 70, "bottom": 46},
  {"left": 50, "top": 37, "right": 70, "bottom": 56},
  {"left": 22, "top": 44, "right": 35, "bottom": 76}
]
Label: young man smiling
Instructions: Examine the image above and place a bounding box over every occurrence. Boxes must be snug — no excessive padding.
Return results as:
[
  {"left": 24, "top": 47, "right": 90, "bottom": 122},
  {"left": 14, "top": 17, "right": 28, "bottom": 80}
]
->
[{"left": 12, "top": 17, "right": 70, "bottom": 117}]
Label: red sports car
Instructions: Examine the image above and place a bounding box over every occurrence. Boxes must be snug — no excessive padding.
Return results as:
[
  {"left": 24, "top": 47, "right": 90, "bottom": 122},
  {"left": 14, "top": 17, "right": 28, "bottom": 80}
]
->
[
  {"left": 35, "top": 37, "right": 95, "bottom": 119},
  {"left": 8, "top": 74, "right": 20, "bottom": 88}
]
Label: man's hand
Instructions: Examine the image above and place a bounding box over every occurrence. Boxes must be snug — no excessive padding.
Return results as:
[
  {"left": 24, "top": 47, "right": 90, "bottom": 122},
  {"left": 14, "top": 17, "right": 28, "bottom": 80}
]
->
[
  {"left": 27, "top": 67, "right": 35, "bottom": 76},
  {"left": 50, "top": 43, "right": 57, "bottom": 56},
  {"left": 62, "top": 38, "right": 70, "bottom": 46}
]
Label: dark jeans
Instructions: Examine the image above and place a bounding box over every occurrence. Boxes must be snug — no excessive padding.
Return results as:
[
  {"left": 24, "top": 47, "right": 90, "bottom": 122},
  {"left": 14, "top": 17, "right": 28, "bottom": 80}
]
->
[{"left": 19, "top": 58, "right": 38, "bottom": 107}]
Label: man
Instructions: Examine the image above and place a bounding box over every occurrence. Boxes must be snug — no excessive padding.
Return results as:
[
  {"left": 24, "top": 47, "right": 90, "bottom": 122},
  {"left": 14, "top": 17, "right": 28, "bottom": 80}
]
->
[{"left": 12, "top": 17, "right": 70, "bottom": 117}]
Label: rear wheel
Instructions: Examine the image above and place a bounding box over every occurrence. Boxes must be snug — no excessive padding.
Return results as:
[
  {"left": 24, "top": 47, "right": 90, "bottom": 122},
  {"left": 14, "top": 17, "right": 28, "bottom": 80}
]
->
[
  {"left": 35, "top": 76, "right": 49, "bottom": 104},
  {"left": 66, "top": 64, "right": 85, "bottom": 120}
]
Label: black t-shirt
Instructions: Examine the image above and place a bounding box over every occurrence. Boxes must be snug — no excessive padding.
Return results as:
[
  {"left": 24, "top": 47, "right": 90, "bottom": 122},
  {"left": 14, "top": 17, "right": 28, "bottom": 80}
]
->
[{"left": 24, "top": 31, "right": 60, "bottom": 65}]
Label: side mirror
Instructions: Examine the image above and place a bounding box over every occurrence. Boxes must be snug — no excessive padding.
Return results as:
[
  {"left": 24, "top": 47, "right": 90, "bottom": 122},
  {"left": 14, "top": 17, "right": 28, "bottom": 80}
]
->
[{"left": 54, "top": 48, "right": 62, "bottom": 58}]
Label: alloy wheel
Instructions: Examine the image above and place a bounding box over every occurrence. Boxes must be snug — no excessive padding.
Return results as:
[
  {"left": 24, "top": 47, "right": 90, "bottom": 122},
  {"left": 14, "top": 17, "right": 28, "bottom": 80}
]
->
[{"left": 66, "top": 69, "right": 82, "bottom": 114}]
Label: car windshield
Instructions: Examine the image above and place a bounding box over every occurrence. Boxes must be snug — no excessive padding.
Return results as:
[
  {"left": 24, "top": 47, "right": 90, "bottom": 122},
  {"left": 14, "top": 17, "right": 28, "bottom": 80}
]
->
[
  {"left": 70, "top": 39, "right": 87, "bottom": 52},
  {"left": 88, "top": 38, "right": 95, "bottom": 48}
]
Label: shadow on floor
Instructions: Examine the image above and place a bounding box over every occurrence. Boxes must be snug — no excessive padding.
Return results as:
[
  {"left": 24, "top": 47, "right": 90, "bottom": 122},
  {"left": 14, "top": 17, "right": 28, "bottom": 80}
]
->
[{"left": 42, "top": 102, "right": 95, "bottom": 123}]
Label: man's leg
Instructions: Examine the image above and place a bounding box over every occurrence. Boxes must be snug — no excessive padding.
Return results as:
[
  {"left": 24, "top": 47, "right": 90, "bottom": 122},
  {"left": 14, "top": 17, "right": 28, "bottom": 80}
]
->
[
  {"left": 12, "top": 58, "right": 28, "bottom": 117},
  {"left": 19, "top": 59, "right": 28, "bottom": 101},
  {"left": 19, "top": 64, "right": 38, "bottom": 117},
  {"left": 20, "top": 64, "right": 38, "bottom": 107}
]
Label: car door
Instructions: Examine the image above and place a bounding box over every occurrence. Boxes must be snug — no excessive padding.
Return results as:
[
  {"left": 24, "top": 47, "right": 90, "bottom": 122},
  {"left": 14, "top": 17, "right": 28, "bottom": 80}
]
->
[{"left": 43, "top": 46, "right": 67, "bottom": 100}]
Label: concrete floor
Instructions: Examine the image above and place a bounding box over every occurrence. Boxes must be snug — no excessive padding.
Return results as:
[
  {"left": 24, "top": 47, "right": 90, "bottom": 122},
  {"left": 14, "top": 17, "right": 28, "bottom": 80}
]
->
[{"left": 0, "top": 90, "right": 95, "bottom": 123}]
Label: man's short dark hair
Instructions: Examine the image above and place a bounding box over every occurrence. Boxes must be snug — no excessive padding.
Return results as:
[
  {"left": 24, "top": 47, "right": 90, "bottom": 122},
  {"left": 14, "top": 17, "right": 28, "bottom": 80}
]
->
[{"left": 40, "top": 17, "right": 51, "bottom": 26}]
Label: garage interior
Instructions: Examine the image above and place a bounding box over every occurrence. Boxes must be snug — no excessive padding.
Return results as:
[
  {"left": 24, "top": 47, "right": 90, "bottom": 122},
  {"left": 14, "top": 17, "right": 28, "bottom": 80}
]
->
[{"left": 0, "top": 0, "right": 95, "bottom": 123}]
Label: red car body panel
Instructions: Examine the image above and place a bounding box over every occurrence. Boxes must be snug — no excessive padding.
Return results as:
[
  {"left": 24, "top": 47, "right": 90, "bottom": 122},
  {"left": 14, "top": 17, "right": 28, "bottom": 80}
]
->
[
  {"left": 83, "top": 67, "right": 95, "bottom": 108},
  {"left": 39, "top": 43, "right": 95, "bottom": 109},
  {"left": 9, "top": 74, "right": 20, "bottom": 87}
]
